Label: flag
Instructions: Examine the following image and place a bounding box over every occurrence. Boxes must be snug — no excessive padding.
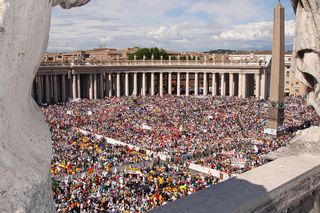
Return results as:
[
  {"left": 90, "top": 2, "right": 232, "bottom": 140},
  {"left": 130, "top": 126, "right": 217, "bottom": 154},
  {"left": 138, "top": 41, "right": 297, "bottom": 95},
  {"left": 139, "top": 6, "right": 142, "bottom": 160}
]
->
[{"left": 87, "top": 166, "right": 94, "bottom": 174}]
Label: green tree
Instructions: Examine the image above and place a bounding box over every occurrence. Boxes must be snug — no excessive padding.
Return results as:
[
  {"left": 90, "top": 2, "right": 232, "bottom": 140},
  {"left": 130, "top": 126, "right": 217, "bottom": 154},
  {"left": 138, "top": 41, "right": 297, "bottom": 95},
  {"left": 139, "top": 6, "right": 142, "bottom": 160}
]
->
[{"left": 128, "top": 47, "right": 169, "bottom": 60}]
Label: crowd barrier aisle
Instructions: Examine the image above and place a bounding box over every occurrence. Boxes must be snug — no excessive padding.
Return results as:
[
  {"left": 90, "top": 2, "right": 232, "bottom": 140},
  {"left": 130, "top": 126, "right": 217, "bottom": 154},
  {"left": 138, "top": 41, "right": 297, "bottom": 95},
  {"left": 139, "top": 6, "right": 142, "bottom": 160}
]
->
[{"left": 77, "top": 128, "right": 229, "bottom": 180}]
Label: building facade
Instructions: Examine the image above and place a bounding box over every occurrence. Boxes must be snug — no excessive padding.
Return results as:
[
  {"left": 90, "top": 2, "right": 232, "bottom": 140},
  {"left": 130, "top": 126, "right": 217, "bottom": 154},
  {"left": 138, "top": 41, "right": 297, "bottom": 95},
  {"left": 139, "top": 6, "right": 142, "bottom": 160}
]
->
[{"left": 34, "top": 51, "right": 307, "bottom": 104}]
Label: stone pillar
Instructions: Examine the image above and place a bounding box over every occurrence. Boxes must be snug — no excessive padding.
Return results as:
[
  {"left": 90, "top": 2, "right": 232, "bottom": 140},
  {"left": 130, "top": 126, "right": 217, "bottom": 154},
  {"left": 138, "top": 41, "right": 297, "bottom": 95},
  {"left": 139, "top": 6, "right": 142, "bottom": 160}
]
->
[
  {"left": 89, "top": 74, "right": 93, "bottom": 99},
  {"left": 238, "top": 73, "right": 243, "bottom": 98},
  {"left": 267, "top": 3, "right": 285, "bottom": 129},
  {"left": 133, "top": 73, "right": 138, "bottom": 96},
  {"left": 37, "top": 76, "right": 42, "bottom": 104},
  {"left": 100, "top": 73, "right": 104, "bottom": 98},
  {"left": 93, "top": 74, "right": 97, "bottom": 99},
  {"left": 260, "top": 73, "right": 266, "bottom": 97},
  {"left": 116, "top": 73, "right": 121, "bottom": 97},
  {"left": 212, "top": 73, "right": 217, "bottom": 96},
  {"left": 50, "top": 75, "right": 54, "bottom": 101},
  {"left": 203, "top": 73, "right": 208, "bottom": 96},
  {"left": 107, "top": 74, "right": 112, "bottom": 97},
  {"left": 229, "top": 73, "right": 234, "bottom": 96},
  {"left": 255, "top": 74, "right": 261, "bottom": 99},
  {"left": 168, "top": 72, "right": 172, "bottom": 95},
  {"left": 125, "top": 73, "right": 129, "bottom": 96},
  {"left": 151, "top": 73, "right": 155, "bottom": 96},
  {"left": 177, "top": 73, "right": 181, "bottom": 96},
  {"left": 142, "top": 73, "right": 146, "bottom": 96},
  {"left": 72, "top": 74, "right": 77, "bottom": 99},
  {"left": 61, "top": 74, "right": 66, "bottom": 102},
  {"left": 221, "top": 73, "right": 226, "bottom": 97},
  {"left": 186, "top": 73, "right": 189, "bottom": 96},
  {"left": 159, "top": 72, "right": 164, "bottom": 96},
  {"left": 242, "top": 74, "right": 247, "bottom": 98},
  {"left": 53, "top": 75, "right": 58, "bottom": 103},
  {"left": 45, "top": 75, "right": 50, "bottom": 103},
  {"left": 77, "top": 74, "right": 81, "bottom": 99},
  {"left": 194, "top": 73, "right": 199, "bottom": 96}
]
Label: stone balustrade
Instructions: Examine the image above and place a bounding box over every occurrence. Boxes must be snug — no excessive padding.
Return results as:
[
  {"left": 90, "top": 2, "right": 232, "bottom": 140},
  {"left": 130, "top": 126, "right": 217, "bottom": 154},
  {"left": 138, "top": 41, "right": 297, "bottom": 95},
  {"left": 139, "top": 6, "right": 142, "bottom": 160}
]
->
[
  {"left": 41, "top": 59, "right": 267, "bottom": 67},
  {"left": 152, "top": 156, "right": 320, "bottom": 213}
]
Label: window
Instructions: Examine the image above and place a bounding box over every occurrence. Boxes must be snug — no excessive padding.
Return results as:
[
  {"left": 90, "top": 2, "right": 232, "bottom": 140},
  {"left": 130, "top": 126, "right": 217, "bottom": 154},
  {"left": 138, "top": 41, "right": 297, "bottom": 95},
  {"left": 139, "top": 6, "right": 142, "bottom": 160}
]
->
[{"left": 286, "top": 81, "right": 290, "bottom": 85}]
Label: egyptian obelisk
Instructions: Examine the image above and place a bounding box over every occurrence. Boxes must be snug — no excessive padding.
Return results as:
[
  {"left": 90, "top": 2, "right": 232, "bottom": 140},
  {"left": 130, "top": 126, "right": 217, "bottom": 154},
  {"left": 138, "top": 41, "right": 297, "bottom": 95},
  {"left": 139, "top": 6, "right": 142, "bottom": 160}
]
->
[{"left": 267, "top": 2, "right": 285, "bottom": 130}]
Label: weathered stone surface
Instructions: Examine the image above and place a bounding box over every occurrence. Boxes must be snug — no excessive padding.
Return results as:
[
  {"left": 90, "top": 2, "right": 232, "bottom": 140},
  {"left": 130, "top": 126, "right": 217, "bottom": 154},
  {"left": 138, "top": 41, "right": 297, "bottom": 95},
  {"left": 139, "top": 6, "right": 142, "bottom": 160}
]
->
[
  {"left": 0, "top": 0, "right": 89, "bottom": 212},
  {"left": 291, "top": 0, "right": 320, "bottom": 117},
  {"left": 264, "top": 126, "right": 320, "bottom": 160},
  {"left": 53, "top": 0, "right": 91, "bottom": 9},
  {"left": 152, "top": 156, "right": 320, "bottom": 213}
]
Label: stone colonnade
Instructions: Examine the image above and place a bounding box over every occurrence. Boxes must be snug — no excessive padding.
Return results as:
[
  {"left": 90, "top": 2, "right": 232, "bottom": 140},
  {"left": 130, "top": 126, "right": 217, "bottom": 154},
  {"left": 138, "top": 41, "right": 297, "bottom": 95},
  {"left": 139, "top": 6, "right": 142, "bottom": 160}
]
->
[{"left": 33, "top": 71, "right": 268, "bottom": 104}]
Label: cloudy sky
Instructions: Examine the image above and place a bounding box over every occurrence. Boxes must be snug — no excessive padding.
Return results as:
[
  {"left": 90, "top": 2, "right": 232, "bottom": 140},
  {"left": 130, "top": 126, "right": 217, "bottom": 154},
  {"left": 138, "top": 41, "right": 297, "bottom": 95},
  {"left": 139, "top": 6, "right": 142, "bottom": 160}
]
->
[{"left": 49, "top": 0, "right": 296, "bottom": 52}]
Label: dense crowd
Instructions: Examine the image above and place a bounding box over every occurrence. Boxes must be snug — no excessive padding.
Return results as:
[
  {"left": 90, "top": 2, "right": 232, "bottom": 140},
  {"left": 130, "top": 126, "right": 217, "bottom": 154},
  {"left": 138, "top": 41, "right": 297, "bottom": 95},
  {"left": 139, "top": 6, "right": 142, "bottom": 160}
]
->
[
  {"left": 50, "top": 129, "right": 149, "bottom": 178},
  {"left": 42, "top": 95, "right": 319, "bottom": 212}
]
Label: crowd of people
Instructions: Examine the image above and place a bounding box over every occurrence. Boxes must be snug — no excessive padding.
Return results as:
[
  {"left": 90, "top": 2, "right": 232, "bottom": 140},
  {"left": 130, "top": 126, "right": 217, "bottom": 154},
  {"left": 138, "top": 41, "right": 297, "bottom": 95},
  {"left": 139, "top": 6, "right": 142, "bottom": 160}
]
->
[
  {"left": 50, "top": 129, "right": 149, "bottom": 178},
  {"left": 52, "top": 154, "right": 218, "bottom": 212},
  {"left": 42, "top": 95, "right": 319, "bottom": 212}
]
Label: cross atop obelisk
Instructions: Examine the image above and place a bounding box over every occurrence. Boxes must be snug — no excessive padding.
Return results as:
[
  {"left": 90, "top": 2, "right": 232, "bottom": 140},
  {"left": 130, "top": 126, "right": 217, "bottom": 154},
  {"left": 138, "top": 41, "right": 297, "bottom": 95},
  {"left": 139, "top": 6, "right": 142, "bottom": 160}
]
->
[{"left": 267, "top": 3, "right": 285, "bottom": 131}]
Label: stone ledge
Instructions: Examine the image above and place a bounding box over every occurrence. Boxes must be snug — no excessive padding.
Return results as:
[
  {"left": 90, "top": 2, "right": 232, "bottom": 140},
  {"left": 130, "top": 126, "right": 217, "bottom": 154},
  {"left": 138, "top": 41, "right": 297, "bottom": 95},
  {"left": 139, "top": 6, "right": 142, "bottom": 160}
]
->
[{"left": 152, "top": 156, "right": 320, "bottom": 213}]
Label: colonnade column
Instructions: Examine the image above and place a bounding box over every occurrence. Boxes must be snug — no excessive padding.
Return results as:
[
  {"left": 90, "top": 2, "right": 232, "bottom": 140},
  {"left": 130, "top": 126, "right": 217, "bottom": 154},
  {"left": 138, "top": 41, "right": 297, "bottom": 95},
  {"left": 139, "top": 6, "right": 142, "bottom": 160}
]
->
[
  {"left": 168, "top": 73, "right": 172, "bottom": 95},
  {"left": 186, "top": 73, "right": 189, "bottom": 96},
  {"left": 203, "top": 73, "right": 208, "bottom": 96},
  {"left": 150, "top": 73, "right": 155, "bottom": 96},
  {"left": 194, "top": 73, "right": 199, "bottom": 96},
  {"left": 260, "top": 72, "right": 266, "bottom": 99},
  {"left": 221, "top": 73, "right": 226, "bottom": 97},
  {"left": 255, "top": 74, "right": 261, "bottom": 99},
  {"left": 159, "top": 72, "right": 163, "bottom": 97},
  {"left": 116, "top": 73, "right": 121, "bottom": 97},
  {"left": 142, "top": 73, "right": 146, "bottom": 96},
  {"left": 77, "top": 74, "right": 81, "bottom": 99},
  {"left": 53, "top": 75, "right": 58, "bottom": 103},
  {"left": 107, "top": 74, "right": 112, "bottom": 97},
  {"left": 177, "top": 73, "right": 181, "bottom": 96},
  {"left": 133, "top": 73, "right": 138, "bottom": 96},
  {"left": 229, "top": 73, "right": 234, "bottom": 96},
  {"left": 61, "top": 74, "right": 66, "bottom": 102},
  {"left": 72, "top": 74, "right": 77, "bottom": 100},
  {"left": 93, "top": 74, "right": 98, "bottom": 99},
  {"left": 37, "top": 76, "right": 42, "bottom": 104},
  {"left": 100, "top": 73, "right": 104, "bottom": 98},
  {"left": 212, "top": 73, "right": 217, "bottom": 96},
  {"left": 89, "top": 74, "right": 93, "bottom": 99},
  {"left": 238, "top": 73, "right": 243, "bottom": 98},
  {"left": 242, "top": 74, "right": 247, "bottom": 98},
  {"left": 45, "top": 75, "right": 50, "bottom": 103},
  {"left": 125, "top": 73, "right": 129, "bottom": 96}
]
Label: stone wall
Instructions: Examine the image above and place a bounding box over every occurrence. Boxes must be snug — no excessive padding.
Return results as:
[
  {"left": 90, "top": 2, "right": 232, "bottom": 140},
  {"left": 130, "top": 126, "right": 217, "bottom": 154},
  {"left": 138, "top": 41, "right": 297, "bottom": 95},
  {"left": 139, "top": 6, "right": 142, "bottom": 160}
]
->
[{"left": 152, "top": 156, "right": 320, "bottom": 213}]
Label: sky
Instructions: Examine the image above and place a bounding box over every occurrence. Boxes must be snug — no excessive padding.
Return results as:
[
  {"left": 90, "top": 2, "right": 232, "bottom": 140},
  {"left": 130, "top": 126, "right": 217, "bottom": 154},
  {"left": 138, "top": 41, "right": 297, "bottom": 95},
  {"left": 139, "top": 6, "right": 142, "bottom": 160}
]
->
[{"left": 48, "top": 0, "right": 296, "bottom": 52}]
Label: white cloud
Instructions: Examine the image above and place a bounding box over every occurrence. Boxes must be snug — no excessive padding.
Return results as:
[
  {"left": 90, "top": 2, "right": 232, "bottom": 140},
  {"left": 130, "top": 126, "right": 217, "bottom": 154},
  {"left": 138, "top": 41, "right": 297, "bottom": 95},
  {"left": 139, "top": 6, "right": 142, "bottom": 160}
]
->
[
  {"left": 212, "top": 20, "right": 295, "bottom": 42},
  {"left": 49, "top": 0, "right": 296, "bottom": 51},
  {"left": 98, "top": 36, "right": 114, "bottom": 43}
]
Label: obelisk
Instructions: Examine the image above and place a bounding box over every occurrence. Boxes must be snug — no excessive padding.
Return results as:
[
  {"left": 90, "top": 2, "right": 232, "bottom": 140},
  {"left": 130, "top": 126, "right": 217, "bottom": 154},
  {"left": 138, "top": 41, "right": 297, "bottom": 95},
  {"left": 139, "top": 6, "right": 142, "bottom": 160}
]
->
[{"left": 267, "top": 2, "right": 285, "bottom": 130}]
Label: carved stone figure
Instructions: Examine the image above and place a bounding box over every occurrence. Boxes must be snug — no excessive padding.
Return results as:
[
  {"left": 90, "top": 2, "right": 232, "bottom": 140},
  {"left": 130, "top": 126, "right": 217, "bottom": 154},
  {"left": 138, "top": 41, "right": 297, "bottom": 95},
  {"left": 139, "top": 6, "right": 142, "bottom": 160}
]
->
[
  {"left": 291, "top": 0, "right": 320, "bottom": 116},
  {"left": 0, "top": 0, "right": 90, "bottom": 212}
]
